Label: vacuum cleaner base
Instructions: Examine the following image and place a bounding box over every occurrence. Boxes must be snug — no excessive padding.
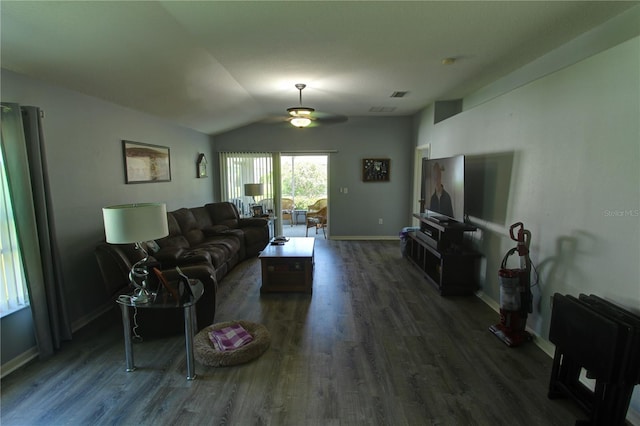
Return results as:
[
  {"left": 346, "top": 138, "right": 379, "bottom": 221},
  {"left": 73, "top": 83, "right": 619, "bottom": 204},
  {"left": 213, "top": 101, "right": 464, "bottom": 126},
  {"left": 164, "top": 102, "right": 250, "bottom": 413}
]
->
[{"left": 489, "top": 323, "right": 531, "bottom": 347}]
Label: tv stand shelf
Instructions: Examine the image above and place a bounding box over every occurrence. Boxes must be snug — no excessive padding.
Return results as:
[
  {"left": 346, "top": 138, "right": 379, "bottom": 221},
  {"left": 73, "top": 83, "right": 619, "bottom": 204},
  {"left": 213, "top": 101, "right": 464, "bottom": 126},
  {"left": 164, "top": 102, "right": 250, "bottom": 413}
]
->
[{"left": 406, "top": 213, "right": 480, "bottom": 296}]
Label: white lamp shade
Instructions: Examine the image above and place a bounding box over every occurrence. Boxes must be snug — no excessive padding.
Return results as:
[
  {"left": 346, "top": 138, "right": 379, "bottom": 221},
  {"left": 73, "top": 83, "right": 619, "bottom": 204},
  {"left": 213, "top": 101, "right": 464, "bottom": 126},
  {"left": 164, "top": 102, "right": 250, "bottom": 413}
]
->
[
  {"left": 102, "top": 203, "right": 169, "bottom": 244},
  {"left": 244, "top": 183, "right": 264, "bottom": 197}
]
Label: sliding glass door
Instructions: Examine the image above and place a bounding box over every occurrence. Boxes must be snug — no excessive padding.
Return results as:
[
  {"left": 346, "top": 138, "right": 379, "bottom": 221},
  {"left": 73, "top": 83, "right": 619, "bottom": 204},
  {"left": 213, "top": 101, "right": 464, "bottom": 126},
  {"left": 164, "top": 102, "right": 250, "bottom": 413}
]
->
[
  {"left": 280, "top": 154, "right": 328, "bottom": 237},
  {"left": 218, "top": 152, "right": 328, "bottom": 238}
]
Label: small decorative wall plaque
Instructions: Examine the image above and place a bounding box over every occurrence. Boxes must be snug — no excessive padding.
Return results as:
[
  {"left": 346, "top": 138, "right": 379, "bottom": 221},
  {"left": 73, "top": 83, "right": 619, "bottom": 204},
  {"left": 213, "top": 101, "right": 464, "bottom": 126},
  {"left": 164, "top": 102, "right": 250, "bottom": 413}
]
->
[
  {"left": 362, "top": 158, "right": 390, "bottom": 182},
  {"left": 197, "top": 153, "right": 208, "bottom": 178}
]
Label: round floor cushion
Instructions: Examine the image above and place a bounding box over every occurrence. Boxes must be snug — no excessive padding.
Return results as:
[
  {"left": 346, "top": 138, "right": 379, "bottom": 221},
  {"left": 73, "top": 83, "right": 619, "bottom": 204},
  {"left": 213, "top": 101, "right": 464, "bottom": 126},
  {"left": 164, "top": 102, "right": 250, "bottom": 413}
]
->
[{"left": 194, "top": 320, "right": 271, "bottom": 367}]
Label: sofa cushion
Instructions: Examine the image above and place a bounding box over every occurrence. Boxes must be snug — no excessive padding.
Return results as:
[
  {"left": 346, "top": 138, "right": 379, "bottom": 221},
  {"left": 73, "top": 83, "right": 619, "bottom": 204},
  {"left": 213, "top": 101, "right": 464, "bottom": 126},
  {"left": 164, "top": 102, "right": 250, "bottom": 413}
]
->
[
  {"left": 158, "top": 234, "right": 190, "bottom": 249},
  {"left": 206, "top": 202, "right": 240, "bottom": 229},
  {"left": 191, "top": 206, "right": 214, "bottom": 229},
  {"left": 202, "top": 235, "right": 242, "bottom": 256},
  {"left": 209, "top": 228, "right": 246, "bottom": 259},
  {"left": 173, "top": 208, "right": 207, "bottom": 246},
  {"left": 197, "top": 245, "right": 228, "bottom": 269},
  {"left": 156, "top": 213, "right": 191, "bottom": 249},
  {"left": 166, "top": 212, "right": 182, "bottom": 236}
]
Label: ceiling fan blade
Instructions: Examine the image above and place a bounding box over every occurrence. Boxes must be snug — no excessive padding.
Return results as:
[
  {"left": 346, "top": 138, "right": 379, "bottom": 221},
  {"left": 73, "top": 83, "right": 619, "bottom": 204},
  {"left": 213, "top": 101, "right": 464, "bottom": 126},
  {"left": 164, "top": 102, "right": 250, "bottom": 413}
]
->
[
  {"left": 259, "top": 115, "right": 289, "bottom": 124},
  {"left": 313, "top": 111, "right": 349, "bottom": 125},
  {"left": 261, "top": 112, "right": 348, "bottom": 128},
  {"left": 263, "top": 84, "right": 349, "bottom": 128}
]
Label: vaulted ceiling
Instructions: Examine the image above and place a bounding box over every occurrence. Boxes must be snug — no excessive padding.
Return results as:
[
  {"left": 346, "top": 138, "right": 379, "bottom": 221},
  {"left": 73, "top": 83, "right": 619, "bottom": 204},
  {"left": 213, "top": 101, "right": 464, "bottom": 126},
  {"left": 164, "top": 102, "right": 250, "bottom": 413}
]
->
[{"left": 2, "top": 1, "right": 637, "bottom": 135}]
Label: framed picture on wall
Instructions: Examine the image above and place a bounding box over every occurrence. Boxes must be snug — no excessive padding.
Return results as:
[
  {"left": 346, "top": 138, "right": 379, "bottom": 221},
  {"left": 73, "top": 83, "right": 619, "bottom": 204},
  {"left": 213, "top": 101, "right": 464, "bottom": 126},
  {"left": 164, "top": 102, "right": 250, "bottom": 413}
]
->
[
  {"left": 362, "top": 158, "right": 390, "bottom": 182},
  {"left": 122, "top": 140, "right": 171, "bottom": 184}
]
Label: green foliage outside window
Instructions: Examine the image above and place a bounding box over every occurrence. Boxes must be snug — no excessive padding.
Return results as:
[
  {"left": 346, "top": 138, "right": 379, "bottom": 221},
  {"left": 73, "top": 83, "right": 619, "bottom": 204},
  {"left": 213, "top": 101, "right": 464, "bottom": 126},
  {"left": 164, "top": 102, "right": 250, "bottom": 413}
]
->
[{"left": 281, "top": 156, "right": 327, "bottom": 210}]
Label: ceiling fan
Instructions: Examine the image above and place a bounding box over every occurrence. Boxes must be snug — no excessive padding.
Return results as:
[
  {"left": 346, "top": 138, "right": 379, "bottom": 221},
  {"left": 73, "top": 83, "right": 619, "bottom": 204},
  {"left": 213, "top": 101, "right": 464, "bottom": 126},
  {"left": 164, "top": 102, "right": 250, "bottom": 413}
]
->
[{"left": 282, "top": 84, "right": 347, "bottom": 128}]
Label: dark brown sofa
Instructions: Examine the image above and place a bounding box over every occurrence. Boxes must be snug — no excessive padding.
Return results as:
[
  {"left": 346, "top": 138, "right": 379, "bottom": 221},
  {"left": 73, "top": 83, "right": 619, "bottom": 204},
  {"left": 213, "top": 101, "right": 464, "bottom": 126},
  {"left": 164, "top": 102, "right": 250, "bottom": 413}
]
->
[{"left": 95, "top": 202, "right": 269, "bottom": 336}]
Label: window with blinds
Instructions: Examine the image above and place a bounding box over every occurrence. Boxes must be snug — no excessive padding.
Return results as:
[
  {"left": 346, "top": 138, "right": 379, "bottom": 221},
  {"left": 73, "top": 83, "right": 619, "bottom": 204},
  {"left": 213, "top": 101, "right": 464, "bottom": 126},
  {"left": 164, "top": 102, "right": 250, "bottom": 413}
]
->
[
  {"left": 0, "top": 144, "right": 29, "bottom": 317},
  {"left": 219, "top": 152, "right": 275, "bottom": 216}
]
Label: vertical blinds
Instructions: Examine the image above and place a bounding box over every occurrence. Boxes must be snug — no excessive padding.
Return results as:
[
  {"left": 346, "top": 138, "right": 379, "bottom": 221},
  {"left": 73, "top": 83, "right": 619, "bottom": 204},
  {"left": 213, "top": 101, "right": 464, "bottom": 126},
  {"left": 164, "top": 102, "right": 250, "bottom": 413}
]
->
[{"left": 219, "top": 152, "right": 274, "bottom": 214}]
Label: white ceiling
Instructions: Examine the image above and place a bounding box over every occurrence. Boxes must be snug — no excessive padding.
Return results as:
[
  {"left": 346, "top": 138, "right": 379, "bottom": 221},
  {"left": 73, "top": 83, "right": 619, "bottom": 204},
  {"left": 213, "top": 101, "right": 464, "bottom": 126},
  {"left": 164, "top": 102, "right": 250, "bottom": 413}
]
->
[{"left": 1, "top": 1, "right": 637, "bottom": 135}]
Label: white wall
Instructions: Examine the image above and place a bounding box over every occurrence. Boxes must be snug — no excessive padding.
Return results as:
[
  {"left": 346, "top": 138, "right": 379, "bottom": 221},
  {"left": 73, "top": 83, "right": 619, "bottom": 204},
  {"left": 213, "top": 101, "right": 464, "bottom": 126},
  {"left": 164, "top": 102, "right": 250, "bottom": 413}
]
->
[
  {"left": 0, "top": 69, "right": 215, "bottom": 331},
  {"left": 415, "top": 35, "right": 640, "bottom": 421}
]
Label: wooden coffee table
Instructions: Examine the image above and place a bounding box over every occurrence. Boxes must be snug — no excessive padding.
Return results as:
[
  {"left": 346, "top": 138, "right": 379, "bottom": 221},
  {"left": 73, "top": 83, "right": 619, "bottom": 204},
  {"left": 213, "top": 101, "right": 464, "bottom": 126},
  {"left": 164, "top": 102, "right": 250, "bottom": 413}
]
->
[{"left": 259, "top": 237, "right": 315, "bottom": 293}]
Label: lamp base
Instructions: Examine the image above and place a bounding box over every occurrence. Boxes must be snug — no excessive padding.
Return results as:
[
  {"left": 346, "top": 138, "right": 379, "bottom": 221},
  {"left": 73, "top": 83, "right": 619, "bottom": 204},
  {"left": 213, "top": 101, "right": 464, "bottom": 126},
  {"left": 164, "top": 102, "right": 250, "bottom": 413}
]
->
[
  {"left": 129, "top": 242, "right": 155, "bottom": 303},
  {"left": 131, "top": 287, "right": 150, "bottom": 303}
]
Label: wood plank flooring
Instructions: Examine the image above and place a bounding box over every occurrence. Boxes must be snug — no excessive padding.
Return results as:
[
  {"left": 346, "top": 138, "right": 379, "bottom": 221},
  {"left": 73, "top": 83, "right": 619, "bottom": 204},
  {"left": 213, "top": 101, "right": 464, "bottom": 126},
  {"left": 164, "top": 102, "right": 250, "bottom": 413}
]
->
[{"left": 1, "top": 239, "right": 586, "bottom": 425}]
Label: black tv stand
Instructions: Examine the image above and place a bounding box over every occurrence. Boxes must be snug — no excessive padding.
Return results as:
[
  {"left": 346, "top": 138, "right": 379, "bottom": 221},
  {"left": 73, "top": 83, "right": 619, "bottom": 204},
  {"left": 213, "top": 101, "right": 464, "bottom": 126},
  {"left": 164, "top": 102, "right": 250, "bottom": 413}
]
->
[
  {"left": 406, "top": 213, "right": 481, "bottom": 296},
  {"left": 426, "top": 214, "right": 451, "bottom": 224}
]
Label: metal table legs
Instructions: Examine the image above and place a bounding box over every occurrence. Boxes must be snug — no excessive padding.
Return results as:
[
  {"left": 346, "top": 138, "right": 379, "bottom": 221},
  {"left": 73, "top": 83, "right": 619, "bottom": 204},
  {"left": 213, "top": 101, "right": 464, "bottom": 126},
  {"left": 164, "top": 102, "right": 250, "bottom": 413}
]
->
[
  {"left": 184, "top": 304, "right": 197, "bottom": 380},
  {"left": 120, "top": 304, "right": 136, "bottom": 372},
  {"left": 119, "top": 304, "right": 197, "bottom": 380}
]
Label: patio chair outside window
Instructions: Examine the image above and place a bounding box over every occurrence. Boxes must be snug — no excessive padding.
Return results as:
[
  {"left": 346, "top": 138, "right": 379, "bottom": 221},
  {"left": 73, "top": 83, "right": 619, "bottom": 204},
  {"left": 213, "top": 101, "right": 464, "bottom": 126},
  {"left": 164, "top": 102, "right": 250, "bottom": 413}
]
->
[{"left": 305, "top": 198, "right": 327, "bottom": 238}]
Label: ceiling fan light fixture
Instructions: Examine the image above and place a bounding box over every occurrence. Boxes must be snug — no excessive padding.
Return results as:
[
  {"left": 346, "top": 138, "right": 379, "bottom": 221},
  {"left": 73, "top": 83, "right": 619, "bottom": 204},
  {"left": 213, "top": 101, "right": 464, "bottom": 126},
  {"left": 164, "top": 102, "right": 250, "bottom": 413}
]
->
[
  {"left": 286, "top": 84, "right": 318, "bottom": 128},
  {"left": 290, "top": 116, "right": 312, "bottom": 128},
  {"left": 287, "top": 107, "right": 314, "bottom": 117}
]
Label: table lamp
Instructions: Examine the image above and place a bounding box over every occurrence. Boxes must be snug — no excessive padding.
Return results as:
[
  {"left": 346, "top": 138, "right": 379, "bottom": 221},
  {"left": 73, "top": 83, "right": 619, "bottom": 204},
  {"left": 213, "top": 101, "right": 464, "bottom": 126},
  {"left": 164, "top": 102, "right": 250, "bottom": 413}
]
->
[
  {"left": 102, "top": 203, "right": 169, "bottom": 303},
  {"left": 244, "top": 183, "right": 264, "bottom": 211}
]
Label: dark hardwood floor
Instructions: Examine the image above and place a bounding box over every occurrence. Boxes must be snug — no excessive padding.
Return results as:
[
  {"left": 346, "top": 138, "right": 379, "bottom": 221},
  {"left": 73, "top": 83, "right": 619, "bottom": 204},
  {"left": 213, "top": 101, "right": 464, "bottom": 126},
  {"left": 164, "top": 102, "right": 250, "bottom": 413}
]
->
[{"left": 1, "top": 239, "right": 585, "bottom": 425}]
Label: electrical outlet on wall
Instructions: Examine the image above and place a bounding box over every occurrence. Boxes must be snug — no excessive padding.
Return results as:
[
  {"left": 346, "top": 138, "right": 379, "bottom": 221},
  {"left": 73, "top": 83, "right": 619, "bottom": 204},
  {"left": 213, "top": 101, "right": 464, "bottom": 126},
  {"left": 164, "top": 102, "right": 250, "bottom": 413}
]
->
[{"left": 378, "top": 218, "right": 383, "bottom": 225}]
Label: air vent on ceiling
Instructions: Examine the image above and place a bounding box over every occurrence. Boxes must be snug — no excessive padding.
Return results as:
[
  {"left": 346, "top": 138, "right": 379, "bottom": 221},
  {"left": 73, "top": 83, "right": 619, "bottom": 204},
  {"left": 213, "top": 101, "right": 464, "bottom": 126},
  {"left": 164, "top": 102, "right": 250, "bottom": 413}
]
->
[
  {"left": 390, "top": 91, "right": 409, "bottom": 98},
  {"left": 369, "top": 106, "right": 397, "bottom": 113}
]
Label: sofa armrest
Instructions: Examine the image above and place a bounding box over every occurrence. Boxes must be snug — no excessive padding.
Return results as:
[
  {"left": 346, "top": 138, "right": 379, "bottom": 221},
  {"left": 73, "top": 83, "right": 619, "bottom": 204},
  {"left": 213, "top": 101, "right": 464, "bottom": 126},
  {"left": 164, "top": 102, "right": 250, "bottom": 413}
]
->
[
  {"left": 143, "top": 256, "right": 161, "bottom": 270},
  {"left": 238, "top": 217, "right": 268, "bottom": 227},
  {"left": 177, "top": 250, "right": 212, "bottom": 266},
  {"left": 159, "top": 264, "right": 218, "bottom": 329}
]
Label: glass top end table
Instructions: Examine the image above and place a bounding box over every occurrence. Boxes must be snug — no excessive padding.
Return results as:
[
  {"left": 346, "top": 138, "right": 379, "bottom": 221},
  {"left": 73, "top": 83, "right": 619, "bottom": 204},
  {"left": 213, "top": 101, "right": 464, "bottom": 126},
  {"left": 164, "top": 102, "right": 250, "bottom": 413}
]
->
[{"left": 116, "top": 280, "right": 204, "bottom": 380}]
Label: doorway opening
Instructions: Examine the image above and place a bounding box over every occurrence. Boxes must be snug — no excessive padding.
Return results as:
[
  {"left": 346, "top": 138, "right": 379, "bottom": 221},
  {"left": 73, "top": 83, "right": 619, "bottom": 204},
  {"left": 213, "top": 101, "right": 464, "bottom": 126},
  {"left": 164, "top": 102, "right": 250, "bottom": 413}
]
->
[{"left": 280, "top": 154, "right": 328, "bottom": 238}]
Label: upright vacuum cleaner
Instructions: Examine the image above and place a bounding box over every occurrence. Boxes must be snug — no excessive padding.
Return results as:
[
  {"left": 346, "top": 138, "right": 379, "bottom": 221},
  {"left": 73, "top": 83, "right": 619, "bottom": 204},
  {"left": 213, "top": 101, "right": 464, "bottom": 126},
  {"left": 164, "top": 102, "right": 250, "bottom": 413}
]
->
[{"left": 490, "top": 222, "right": 533, "bottom": 347}]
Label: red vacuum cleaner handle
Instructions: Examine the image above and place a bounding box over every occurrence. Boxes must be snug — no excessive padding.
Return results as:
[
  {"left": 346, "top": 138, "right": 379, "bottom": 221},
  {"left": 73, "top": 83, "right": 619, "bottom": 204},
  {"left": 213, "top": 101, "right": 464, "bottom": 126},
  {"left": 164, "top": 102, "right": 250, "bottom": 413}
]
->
[
  {"left": 510, "top": 222, "right": 530, "bottom": 256},
  {"left": 510, "top": 222, "right": 523, "bottom": 242}
]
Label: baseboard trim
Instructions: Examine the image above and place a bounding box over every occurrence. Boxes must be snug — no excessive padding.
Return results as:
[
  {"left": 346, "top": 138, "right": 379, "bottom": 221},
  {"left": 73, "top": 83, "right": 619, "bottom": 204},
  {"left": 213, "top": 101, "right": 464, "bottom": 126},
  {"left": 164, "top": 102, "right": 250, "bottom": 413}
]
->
[
  {"left": 71, "top": 303, "right": 114, "bottom": 333},
  {"left": 1, "top": 303, "right": 114, "bottom": 379},
  {"left": 330, "top": 236, "right": 399, "bottom": 241},
  {"left": 1, "top": 346, "right": 38, "bottom": 379},
  {"left": 476, "top": 290, "right": 555, "bottom": 356}
]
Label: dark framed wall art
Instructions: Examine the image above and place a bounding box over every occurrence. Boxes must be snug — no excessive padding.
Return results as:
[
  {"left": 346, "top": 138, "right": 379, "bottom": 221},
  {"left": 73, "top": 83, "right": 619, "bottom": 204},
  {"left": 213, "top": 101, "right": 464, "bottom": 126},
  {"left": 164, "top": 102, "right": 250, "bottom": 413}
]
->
[
  {"left": 362, "top": 158, "right": 390, "bottom": 182},
  {"left": 122, "top": 140, "right": 171, "bottom": 184}
]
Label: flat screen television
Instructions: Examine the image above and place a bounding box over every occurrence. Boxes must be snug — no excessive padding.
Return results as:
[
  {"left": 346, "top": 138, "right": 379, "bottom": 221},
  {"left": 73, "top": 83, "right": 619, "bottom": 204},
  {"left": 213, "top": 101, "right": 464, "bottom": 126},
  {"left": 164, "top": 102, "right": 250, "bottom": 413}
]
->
[{"left": 421, "top": 155, "right": 465, "bottom": 223}]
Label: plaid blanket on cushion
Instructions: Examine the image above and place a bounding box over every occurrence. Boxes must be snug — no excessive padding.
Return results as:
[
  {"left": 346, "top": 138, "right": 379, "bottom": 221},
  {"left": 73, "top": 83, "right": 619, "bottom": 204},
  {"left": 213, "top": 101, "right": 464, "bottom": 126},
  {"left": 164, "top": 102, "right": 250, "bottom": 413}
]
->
[{"left": 209, "top": 324, "right": 254, "bottom": 351}]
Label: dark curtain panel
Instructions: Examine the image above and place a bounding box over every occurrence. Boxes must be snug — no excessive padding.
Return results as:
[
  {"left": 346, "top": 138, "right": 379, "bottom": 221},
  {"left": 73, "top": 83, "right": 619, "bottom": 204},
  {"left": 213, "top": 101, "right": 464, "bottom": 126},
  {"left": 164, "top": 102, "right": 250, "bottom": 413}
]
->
[
  {"left": 21, "top": 106, "right": 72, "bottom": 356},
  {"left": 1, "top": 103, "right": 72, "bottom": 358}
]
